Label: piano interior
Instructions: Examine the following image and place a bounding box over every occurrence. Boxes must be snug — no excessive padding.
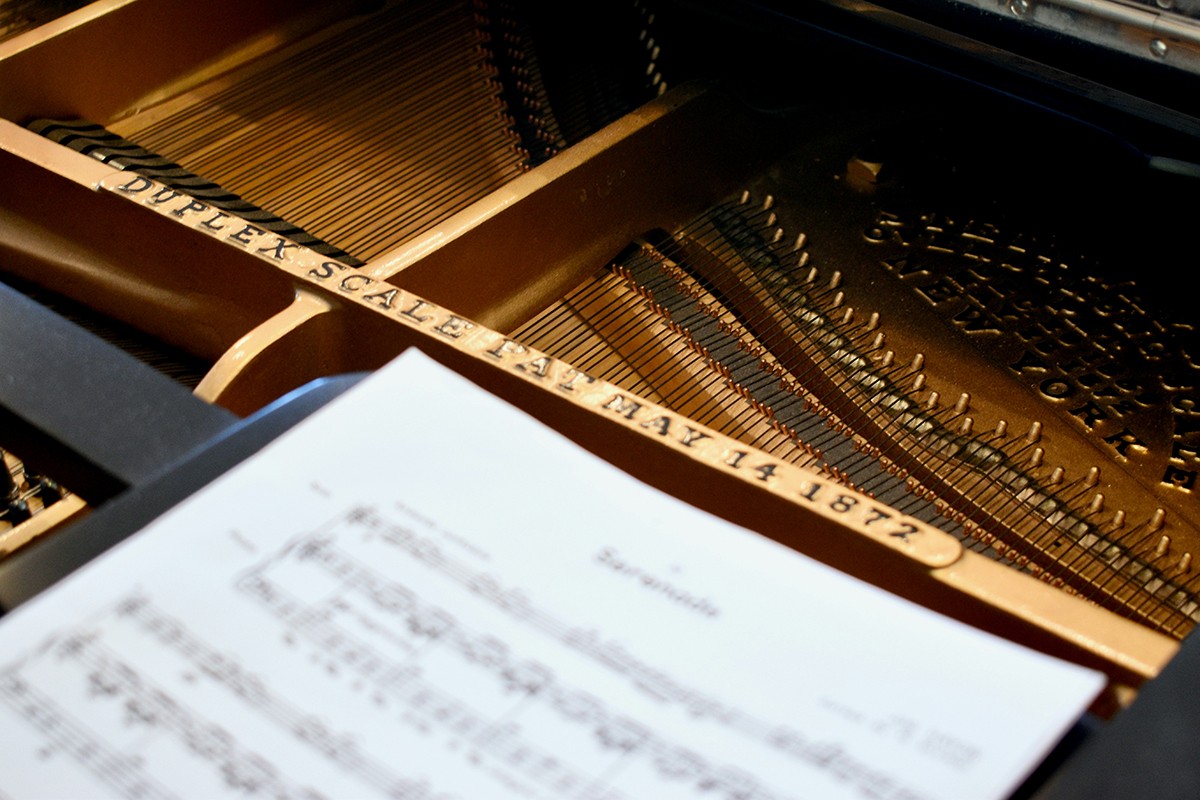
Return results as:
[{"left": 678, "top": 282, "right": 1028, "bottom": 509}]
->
[{"left": 2, "top": 0, "right": 1199, "bottom": 705}]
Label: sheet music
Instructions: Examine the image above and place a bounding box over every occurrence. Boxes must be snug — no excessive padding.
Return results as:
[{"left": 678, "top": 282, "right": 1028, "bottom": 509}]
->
[{"left": 0, "top": 348, "right": 1104, "bottom": 800}]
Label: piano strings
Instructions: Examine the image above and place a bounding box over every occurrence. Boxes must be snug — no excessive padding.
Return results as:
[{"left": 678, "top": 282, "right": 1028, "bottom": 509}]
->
[
  {"left": 81, "top": 0, "right": 652, "bottom": 266},
  {"left": 27, "top": 119, "right": 366, "bottom": 266},
  {"left": 508, "top": 190, "right": 1200, "bottom": 639}
]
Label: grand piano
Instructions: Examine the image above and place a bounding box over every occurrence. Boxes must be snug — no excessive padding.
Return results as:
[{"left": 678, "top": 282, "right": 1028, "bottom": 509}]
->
[{"left": 2, "top": 1, "right": 1199, "bottom": 796}]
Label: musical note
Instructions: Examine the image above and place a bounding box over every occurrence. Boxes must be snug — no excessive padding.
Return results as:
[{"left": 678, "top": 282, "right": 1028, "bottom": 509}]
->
[{"left": 0, "top": 350, "right": 1103, "bottom": 800}]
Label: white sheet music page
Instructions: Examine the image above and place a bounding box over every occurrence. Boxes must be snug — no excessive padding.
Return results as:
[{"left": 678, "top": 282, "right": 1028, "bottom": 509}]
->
[{"left": 0, "top": 348, "right": 1104, "bottom": 800}]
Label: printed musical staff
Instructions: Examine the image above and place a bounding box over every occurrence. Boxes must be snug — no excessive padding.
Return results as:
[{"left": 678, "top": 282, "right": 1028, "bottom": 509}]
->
[
  {"left": 229, "top": 506, "right": 930, "bottom": 800},
  {"left": 0, "top": 349, "right": 1105, "bottom": 800}
]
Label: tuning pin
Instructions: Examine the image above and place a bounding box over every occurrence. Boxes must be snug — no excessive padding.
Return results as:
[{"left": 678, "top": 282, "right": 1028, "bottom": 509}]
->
[
  {"left": 1150, "top": 508, "right": 1166, "bottom": 532},
  {"left": 1155, "top": 535, "right": 1171, "bottom": 557},
  {"left": 1025, "top": 421, "right": 1043, "bottom": 444},
  {"left": 829, "top": 270, "right": 842, "bottom": 289},
  {"left": 1084, "top": 466, "right": 1100, "bottom": 488},
  {"left": 3, "top": 499, "right": 30, "bottom": 525},
  {"left": 959, "top": 417, "right": 974, "bottom": 435},
  {"left": 925, "top": 391, "right": 940, "bottom": 409},
  {"left": 910, "top": 353, "right": 925, "bottom": 371},
  {"left": 1088, "top": 493, "right": 1104, "bottom": 514},
  {"left": 35, "top": 477, "right": 63, "bottom": 506},
  {"left": 1, "top": 452, "right": 15, "bottom": 502},
  {"left": 912, "top": 373, "right": 926, "bottom": 392},
  {"left": 794, "top": 232, "right": 807, "bottom": 250},
  {"left": 1049, "top": 467, "right": 1065, "bottom": 485},
  {"left": 739, "top": 189, "right": 751, "bottom": 204},
  {"left": 1029, "top": 447, "right": 1044, "bottom": 468},
  {"left": 994, "top": 420, "right": 1008, "bottom": 438},
  {"left": 762, "top": 194, "right": 775, "bottom": 210},
  {"left": 866, "top": 311, "right": 880, "bottom": 331},
  {"left": 841, "top": 307, "right": 854, "bottom": 325}
]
